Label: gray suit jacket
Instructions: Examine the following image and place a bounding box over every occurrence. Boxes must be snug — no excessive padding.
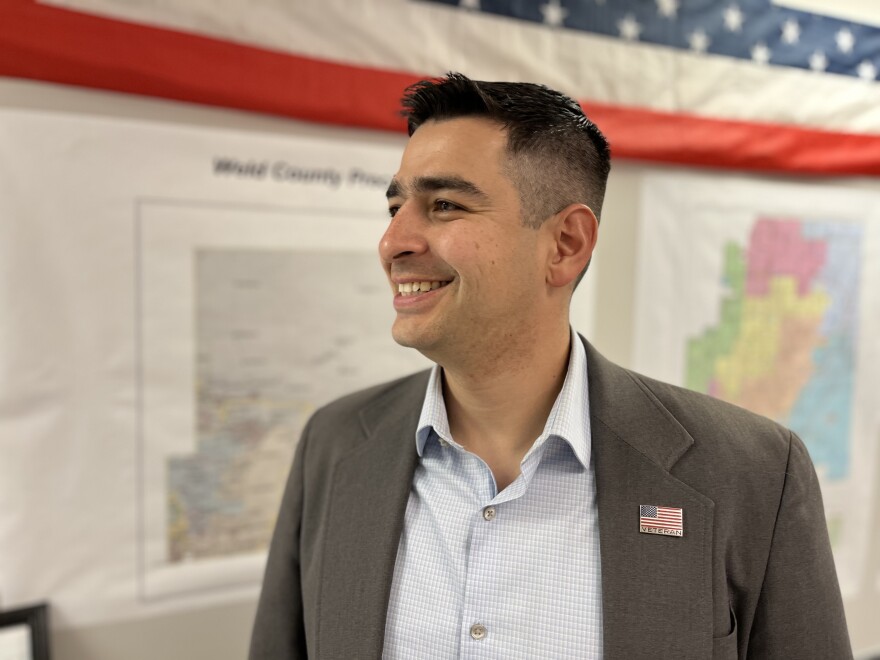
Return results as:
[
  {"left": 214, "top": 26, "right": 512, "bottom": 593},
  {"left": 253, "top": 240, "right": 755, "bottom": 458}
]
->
[{"left": 250, "top": 338, "right": 852, "bottom": 659}]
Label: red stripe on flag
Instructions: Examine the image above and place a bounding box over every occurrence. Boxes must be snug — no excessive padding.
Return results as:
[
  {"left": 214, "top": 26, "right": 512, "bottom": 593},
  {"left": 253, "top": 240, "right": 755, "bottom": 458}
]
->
[
  {"left": 585, "top": 102, "right": 880, "bottom": 176},
  {"left": 0, "top": 0, "right": 420, "bottom": 132},
  {"left": 2, "top": 0, "right": 880, "bottom": 175}
]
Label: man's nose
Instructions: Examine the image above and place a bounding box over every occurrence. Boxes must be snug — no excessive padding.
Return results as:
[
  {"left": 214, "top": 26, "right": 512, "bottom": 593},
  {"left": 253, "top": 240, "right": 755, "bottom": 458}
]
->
[{"left": 379, "top": 204, "right": 429, "bottom": 263}]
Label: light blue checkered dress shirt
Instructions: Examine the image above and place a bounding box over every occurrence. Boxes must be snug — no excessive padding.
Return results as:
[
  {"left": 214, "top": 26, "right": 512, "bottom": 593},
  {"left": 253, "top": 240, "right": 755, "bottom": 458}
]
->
[{"left": 383, "top": 331, "right": 603, "bottom": 659}]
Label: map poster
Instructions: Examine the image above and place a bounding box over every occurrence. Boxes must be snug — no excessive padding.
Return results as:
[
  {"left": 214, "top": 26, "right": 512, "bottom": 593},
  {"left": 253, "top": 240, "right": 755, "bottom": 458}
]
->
[
  {"left": 137, "top": 202, "right": 433, "bottom": 601},
  {"left": 0, "top": 108, "right": 427, "bottom": 626},
  {"left": 632, "top": 172, "right": 880, "bottom": 596}
]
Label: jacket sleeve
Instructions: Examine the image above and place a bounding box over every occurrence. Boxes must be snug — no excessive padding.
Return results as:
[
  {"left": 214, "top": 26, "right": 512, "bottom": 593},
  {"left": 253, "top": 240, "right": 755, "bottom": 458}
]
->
[
  {"left": 746, "top": 431, "right": 852, "bottom": 659},
  {"left": 249, "top": 417, "right": 312, "bottom": 659}
]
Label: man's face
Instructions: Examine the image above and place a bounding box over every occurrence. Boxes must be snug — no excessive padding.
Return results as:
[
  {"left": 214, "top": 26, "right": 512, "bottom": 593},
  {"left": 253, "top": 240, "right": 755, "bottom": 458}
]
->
[{"left": 380, "top": 117, "right": 550, "bottom": 365}]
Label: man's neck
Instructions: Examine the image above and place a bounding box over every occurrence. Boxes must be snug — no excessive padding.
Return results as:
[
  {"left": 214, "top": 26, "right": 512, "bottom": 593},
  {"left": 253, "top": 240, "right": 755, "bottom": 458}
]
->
[{"left": 440, "top": 322, "right": 573, "bottom": 490}]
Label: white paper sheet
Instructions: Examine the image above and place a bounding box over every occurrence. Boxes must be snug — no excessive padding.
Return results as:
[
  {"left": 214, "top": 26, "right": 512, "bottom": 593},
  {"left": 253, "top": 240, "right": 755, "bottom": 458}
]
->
[{"left": 0, "top": 625, "right": 31, "bottom": 660}]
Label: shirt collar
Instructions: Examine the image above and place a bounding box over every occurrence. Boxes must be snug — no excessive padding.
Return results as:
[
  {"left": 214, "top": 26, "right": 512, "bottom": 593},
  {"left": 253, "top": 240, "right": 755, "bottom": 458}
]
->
[
  {"left": 415, "top": 366, "right": 452, "bottom": 455},
  {"left": 415, "top": 328, "right": 591, "bottom": 469}
]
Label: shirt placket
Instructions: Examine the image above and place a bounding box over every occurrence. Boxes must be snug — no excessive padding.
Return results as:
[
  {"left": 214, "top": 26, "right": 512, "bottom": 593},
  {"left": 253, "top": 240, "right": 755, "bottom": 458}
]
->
[{"left": 457, "top": 445, "right": 546, "bottom": 658}]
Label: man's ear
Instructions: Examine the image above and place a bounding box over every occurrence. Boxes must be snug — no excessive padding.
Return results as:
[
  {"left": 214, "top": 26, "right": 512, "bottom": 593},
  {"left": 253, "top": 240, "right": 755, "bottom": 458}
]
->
[{"left": 545, "top": 203, "right": 598, "bottom": 289}]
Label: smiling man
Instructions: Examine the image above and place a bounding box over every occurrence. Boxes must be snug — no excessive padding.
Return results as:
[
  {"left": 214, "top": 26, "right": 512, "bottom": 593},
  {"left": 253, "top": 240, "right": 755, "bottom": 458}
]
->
[{"left": 250, "top": 73, "right": 851, "bottom": 659}]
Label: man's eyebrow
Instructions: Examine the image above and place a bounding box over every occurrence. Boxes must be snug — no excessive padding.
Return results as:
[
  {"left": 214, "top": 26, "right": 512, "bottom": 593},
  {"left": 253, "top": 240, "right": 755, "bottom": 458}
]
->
[
  {"left": 386, "top": 179, "right": 403, "bottom": 200},
  {"left": 385, "top": 175, "right": 489, "bottom": 201}
]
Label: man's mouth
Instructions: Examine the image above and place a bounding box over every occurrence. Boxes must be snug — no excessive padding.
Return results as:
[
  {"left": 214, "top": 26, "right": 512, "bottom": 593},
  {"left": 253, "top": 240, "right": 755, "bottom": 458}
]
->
[{"left": 397, "top": 280, "right": 452, "bottom": 296}]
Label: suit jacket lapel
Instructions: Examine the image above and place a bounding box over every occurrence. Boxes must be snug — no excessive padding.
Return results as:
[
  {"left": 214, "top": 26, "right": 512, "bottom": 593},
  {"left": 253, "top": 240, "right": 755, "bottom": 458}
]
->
[
  {"left": 585, "top": 340, "right": 715, "bottom": 660},
  {"left": 316, "top": 373, "right": 427, "bottom": 660}
]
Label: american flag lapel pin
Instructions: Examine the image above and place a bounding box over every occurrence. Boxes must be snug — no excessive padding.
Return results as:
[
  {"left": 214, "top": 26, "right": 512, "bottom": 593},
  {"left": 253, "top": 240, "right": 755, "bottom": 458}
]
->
[{"left": 639, "top": 504, "right": 684, "bottom": 537}]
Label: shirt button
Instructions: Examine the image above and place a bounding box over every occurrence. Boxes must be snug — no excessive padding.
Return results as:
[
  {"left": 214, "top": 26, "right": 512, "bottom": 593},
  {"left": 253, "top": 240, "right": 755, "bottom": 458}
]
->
[
  {"left": 470, "top": 623, "right": 487, "bottom": 640},
  {"left": 482, "top": 506, "right": 496, "bottom": 521}
]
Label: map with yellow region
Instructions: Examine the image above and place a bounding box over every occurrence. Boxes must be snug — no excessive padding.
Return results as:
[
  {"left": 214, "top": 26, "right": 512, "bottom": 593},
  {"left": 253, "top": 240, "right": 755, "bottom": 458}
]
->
[{"left": 685, "top": 218, "right": 860, "bottom": 482}]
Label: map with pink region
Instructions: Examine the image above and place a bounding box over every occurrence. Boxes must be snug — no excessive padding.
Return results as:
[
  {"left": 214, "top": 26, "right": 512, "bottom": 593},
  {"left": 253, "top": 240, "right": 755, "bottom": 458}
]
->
[
  {"left": 686, "top": 218, "right": 861, "bottom": 483},
  {"left": 745, "top": 219, "right": 827, "bottom": 297}
]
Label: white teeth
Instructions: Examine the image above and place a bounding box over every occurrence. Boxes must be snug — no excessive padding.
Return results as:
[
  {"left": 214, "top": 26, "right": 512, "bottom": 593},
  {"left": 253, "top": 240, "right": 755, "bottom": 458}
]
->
[{"left": 397, "top": 280, "right": 450, "bottom": 296}]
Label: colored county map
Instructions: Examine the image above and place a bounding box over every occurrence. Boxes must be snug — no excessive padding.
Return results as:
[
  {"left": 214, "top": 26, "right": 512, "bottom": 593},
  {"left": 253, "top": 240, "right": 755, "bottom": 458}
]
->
[
  {"left": 166, "top": 249, "right": 423, "bottom": 562},
  {"left": 685, "top": 218, "right": 861, "bottom": 481}
]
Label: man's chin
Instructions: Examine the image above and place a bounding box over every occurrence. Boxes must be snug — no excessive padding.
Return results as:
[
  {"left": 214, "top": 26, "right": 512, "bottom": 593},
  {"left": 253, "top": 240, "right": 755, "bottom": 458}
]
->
[
  {"left": 391, "top": 330, "right": 426, "bottom": 350},
  {"left": 391, "top": 322, "right": 441, "bottom": 354}
]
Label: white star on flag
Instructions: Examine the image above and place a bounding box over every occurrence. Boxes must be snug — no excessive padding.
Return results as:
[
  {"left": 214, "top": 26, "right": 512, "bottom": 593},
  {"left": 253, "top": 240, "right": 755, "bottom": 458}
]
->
[
  {"left": 618, "top": 13, "right": 642, "bottom": 41},
  {"left": 751, "top": 42, "right": 771, "bottom": 64},
  {"left": 781, "top": 18, "right": 800, "bottom": 45},
  {"left": 656, "top": 0, "right": 678, "bottom": 19},
  {"left": 540, "top": 0, "right": 568, "bottom": 27},
  {"left": 809, "top": 50, "right": 828, "bottom": 72},
  {"left": 723, "top": 4, "right": 744, "bottom": 33},
  {"left": 688, "top": 29, "right": 710, "bottom": 53},
  {"left": 836, "top": 27, "right": 855, "bottom": 54},
  {"left": 857, "top": 59, "right": 877, "bottom": 80}
]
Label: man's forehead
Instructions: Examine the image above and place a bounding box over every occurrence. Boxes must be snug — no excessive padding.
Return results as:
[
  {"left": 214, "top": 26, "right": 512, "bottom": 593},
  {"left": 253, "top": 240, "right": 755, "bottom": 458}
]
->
[
  {"left": 390, "top": 119, "right": 511, "bottom": 195},
  {"left": 403, "top": 116, "right": 508, "bottom": 159}
]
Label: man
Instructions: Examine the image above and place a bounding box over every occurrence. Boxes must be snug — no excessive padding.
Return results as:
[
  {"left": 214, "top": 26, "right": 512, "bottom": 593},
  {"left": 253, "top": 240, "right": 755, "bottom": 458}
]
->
[{"left": 250, "top": 73, "right": 852, "bottom": 659}]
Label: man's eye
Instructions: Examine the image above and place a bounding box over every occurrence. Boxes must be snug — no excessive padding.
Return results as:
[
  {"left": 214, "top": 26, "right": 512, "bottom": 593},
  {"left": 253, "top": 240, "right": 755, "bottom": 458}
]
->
[
  {"left": 434, "top": 200, "right": 460, "bottom": 213},
  {"left": 388, "top": 205, "right": 400, "bottom": 218}
]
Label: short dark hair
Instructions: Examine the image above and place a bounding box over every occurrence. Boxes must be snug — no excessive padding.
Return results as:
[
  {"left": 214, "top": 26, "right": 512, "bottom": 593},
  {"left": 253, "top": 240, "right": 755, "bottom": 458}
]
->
[{"left": 401, "top": 72, "right": 610, "bottom": 287}]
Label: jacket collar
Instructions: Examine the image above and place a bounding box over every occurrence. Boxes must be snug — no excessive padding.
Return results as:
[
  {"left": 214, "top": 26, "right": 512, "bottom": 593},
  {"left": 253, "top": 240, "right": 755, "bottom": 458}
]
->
[{"left": 584, "top": 338, "right": 694, "bottom": 470}]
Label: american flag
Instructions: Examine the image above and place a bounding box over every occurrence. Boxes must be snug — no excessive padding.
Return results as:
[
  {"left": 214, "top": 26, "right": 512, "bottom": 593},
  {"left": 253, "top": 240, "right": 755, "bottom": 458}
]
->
[
  {"left": 424, "top": 0, "right": 880, "bottom": 81},
  {"left": 640, "top": 504, "right": 684, "bottom": 535},
  {"left": 3, "top": 0, "right": 880, "bottom": 173}
]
